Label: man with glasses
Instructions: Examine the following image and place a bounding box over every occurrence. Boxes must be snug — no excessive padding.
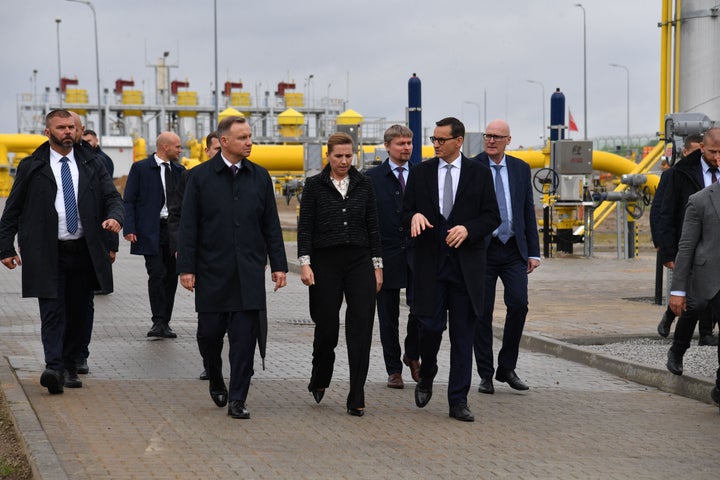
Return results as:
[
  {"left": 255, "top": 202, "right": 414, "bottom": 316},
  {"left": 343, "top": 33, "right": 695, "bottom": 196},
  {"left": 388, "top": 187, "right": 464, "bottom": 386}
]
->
[
  {"left": 402, "top": 117, "right": 500, "bottom": 421},
  {"left": 473, "top": 119, "right": 540, "bottom": 394}
]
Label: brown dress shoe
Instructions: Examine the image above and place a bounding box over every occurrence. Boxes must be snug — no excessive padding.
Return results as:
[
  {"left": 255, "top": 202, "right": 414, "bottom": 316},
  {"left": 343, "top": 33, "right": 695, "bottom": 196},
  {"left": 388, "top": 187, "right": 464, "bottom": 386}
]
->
[
  {"left": 403, "top": 354, "right": 421, "bottom": 383},
  {"left": 387, "top": 373, "right": 404, "bottom": 389}
]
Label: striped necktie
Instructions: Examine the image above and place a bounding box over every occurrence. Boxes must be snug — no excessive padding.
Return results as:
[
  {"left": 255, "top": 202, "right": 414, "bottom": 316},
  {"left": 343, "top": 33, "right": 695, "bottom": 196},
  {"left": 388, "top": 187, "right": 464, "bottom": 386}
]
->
[{"left": 60, "top": 157, "right": 78, "bottom": 234}]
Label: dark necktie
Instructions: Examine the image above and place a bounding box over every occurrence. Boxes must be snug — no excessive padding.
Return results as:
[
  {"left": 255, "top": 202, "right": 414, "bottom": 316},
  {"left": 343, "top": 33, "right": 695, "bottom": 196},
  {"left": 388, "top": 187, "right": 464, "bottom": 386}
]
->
[
  {"left": 710, "top": 167, "right": 718, "bottom": 184},
  {"left": 442, "top": 164, "right": 453, "bottom": 219},
  {"left": 231, "top": 164, "right": 239, "bottom": 176},
  {"left": 60, "top": 157, "right": 78, "bottom": 234},
  {"left": 396, "top": 166, "right": 406, "bottom": 192},
  {"left": 162, "top": 162, "right": 174, "bottom": 206},
  {"left": 492, "top": 164, "right": 511, "bottom": 243}
]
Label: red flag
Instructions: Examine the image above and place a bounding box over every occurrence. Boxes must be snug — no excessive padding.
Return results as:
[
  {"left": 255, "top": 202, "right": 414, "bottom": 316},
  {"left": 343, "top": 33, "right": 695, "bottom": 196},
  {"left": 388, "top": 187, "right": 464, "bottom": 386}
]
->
[{"left": 569, "top": 110, "right": 579, "bottom": 132}]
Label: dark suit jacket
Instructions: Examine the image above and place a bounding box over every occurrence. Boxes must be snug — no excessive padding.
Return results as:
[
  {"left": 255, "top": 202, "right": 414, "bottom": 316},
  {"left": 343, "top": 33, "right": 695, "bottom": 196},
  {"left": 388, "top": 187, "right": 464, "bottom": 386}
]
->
[
  {"left": 365, "top": 159, "right": 411, "bottom": 289},
  {"left": 658, "top": 149, "right": 704, "bottom": 264},
  {"left": 401, "top": 155, "right": 501, "bottom": 317},
  {"left": 473, "top": 152, "right": 540, "bottom": 261},
  {"left": 671, "top": 184, "right": 720, "bottom": 301},
  {"left": 0, "top": 141, "right": 123, "bottom": 297},
  {"left": 167, "top": 169, "right": 190, "bottom": 254},
  {"left": 123, "top": 154, "right": 185, "bottom": 255},
  {"left": 176, "top": 154, "right": 288, "bottom": 312}
]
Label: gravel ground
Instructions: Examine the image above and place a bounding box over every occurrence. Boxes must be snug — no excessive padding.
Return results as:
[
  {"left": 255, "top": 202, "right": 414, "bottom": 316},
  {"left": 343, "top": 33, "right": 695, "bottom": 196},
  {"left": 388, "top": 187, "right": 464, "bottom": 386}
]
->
[{"left": 584, "top": 337, "right": 718, "bottom": 380}]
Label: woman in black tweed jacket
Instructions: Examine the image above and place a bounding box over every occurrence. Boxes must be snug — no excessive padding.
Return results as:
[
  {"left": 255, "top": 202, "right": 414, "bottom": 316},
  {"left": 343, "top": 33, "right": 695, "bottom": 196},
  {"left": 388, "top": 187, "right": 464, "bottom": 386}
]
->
[{"left": 297, "top": 132, "right": 383, "bottom": 417}]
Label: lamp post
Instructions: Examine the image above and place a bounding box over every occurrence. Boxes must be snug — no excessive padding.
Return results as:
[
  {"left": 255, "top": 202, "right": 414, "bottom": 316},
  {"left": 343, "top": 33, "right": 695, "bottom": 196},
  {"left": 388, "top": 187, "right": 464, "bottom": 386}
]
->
[
  {"left": 66, "top": 0, "right": 102, "bottom": 142},
  {"left": 574, "top": 3, "right": 587, "bottom": 140},
  {"left": 526, "top": 79, "right": 546, "bottom": 144},
  {"left": 463, "top": 101, "right": 483, "bottom": 132},
  {"left": 214, "top": 0, "right": 219, "bottom": 125},
  {"left": 55, "top": 18, "right": 62, "bottom": 106},
  {"left": 609, "top": 63, "right": 630, "bottom": 157}
]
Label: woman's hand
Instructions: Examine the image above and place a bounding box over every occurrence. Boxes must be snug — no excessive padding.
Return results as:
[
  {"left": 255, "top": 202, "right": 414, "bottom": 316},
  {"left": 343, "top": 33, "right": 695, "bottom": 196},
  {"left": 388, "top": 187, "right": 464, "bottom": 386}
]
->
[{"left": 301, "top": 264, "right": 315, "bottom": 287}]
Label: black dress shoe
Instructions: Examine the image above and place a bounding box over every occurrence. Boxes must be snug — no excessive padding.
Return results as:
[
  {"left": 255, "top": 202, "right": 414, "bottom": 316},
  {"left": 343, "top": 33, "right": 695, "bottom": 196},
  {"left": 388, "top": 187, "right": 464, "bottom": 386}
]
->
[
  {"left": 414, "top": 379, "right": 433, "bottom": 408},
  {"left": 666, "top": 349, "right": 684, "bottom": 375},
  {"left": 162, "top": 324, "right": 177, "bottom": 339},
  {"left": 64, "top": 371, "right": 83, "bottom": 389},
  {"left": 209, "top": 378, "right": 228, "bottom": 407},
  {"left": 495, "top": 369, "right": 529, "bottom": 391},
  {"left": 227, "top": 401, "right": 250, "bottom": 419},
  {"left": 75, "top": 358, "right": 89, "bottom": 375},
  {"left": 657, "top": 310, "right": 674, "bottom": 337},
  {"left": 478, "top": 377, "right": 495, "bottom": 394},
  {"left": 199, "top": 369, "right": 209, "bottom": 381},
  {"left": 449, "top": 404, "right": 475, "bottom": 422},
  {"left": 310, "top": 388, "right": 325, "bottom": 404},
  {"left": 698, "top": 334, "right": 718, "bottom": 346},
  {"left": 710, "top": 386, "right": 720, "bottom": 406},
  {"left": 147, "top": 323, "right": 164, "bottom": 337},
  {"left": 347, "top": 408, "right": 365, "bottom": 417},
  {"left": 40, "top": 369, "right": 64, "bottom": 394}
]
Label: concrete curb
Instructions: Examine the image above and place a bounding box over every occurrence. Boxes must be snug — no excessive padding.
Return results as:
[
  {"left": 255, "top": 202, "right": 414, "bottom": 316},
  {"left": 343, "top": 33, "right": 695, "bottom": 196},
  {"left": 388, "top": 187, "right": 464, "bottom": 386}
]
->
[
  {"left": 0, "top": 356, "right": 69, "bottom": 480},
  {"left": 513, "top": 328, "right": 715, "bottom": 404}
]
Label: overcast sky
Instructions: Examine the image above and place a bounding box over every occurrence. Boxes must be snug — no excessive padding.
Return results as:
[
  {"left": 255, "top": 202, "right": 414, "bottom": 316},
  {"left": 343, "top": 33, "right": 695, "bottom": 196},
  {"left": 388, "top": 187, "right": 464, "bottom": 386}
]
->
[{"left": 2, "top": 0, "right": 661, "bottom": 148}]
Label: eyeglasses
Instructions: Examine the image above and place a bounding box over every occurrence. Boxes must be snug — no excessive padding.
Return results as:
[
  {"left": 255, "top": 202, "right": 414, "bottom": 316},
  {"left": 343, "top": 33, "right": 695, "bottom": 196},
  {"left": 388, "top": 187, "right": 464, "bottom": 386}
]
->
[
  {"left": 430, "top": 136, "right": 458, "bottom": 145},
  {"left": 483, "top": 134, "right": 509, "bottom": 141}
]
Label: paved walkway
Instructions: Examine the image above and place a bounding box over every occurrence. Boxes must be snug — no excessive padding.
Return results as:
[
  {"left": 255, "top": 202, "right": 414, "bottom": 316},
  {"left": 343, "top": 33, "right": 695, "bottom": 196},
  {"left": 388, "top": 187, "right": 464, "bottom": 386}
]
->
[{"left": 1, "top": 236, "right": 719, "bottom": 479}]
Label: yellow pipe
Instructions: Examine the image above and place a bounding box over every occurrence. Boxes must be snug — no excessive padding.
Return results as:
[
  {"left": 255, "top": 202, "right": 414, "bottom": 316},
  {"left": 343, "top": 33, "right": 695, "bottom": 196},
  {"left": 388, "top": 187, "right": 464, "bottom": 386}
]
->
[
  {"left": 590, "top": 142, "right": 663, "bottom": 227},
  {"left": 659, "top": 0, "right": 670, "bottom": 131},
  {"left": 673, "top": 0, "right": 682, "bottom": 113}
]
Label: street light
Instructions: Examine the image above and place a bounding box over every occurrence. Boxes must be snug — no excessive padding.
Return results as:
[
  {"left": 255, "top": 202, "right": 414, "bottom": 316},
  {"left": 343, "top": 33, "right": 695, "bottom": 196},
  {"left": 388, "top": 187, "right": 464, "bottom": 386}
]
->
[
  {"left": 609, "top": 63, "right": 630, "bottom": 157},
  {"left": 55, "top": 18, "right": 62, "bottom": 107},
  {"left": 526, "top": 79, "right": 546, "bottom": 144},
  {"left": 574, "top": 3, "right": 587, "bottom": 140},
  {"left": 463, "top": 101, "right": 483, "bottom": 132},
  {"left": 66, "top": 0, "right": 102, "bottom": 142},
  {"left": 305, "top": 74, "right": 314, "bottom": 107}
]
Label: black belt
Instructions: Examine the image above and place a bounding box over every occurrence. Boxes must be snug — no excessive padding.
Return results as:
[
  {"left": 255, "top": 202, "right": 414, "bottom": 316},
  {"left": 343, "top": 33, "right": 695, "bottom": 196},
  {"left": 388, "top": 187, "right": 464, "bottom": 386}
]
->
[{"left": 58, "top": 237, "right": 87, "bottom": 253}]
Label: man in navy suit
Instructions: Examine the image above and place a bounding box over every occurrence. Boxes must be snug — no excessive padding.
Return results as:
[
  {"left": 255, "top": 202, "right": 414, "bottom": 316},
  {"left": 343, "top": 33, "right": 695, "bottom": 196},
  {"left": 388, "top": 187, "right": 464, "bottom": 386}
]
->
[
  {"left": 473, "top": 119, "right": 540, "bottom": 394},
  {"left": 366, "top": 124, "right": 420, "bottom": 389},
  {"left": 402, "top": 117, "right": 500, "bottom": 422},
  {"left": 123, "top": 132, "right": 185, "bottom": 338}
]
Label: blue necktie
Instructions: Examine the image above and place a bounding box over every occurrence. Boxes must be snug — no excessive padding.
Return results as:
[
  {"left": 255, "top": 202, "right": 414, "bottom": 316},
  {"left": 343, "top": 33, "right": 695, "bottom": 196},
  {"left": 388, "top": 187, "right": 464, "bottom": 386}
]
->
[
  {"left": 492, "top": 164, "right": 510, "bottom": 243},
  {"left": 442, "top": 164, "right": 453, "bottom": 219},
  {"left": 60, "top": 157, "right": 78, "bottom": 234}
]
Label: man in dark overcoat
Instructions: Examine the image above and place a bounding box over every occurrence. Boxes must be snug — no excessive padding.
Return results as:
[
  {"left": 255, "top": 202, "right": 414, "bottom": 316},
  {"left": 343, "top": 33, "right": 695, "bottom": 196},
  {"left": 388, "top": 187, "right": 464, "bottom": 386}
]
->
[
  {"left": 0, "top": 109, "right": 123, "bottom": 394},
  {"left": 177, "top": 116, "right": 287, "bottom": 419}
]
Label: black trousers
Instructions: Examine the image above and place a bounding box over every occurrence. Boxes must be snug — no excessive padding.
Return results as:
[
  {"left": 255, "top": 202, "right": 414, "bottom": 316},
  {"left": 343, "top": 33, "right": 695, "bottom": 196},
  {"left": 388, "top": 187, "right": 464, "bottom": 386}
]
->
[
  {"left": 307, "top": 246, "right": 376, "bottom": 410},
  {"left": 197, "top": 310, "right": 258, "bottom": 403},
  {"left": 38, "top": 239, "right": 95, "bottom": 373},
  {"left": 376, "top": 287, "right": 419, "bottom": 375},
  {"left": 671, "top": 293, "right": 710, "bottom": 354},
  {"left": 474, "top": 236, "right": 529, "bottom": 377},
  {"left": 416, "top": 250, "right": 477, "bottom": 407},
  {"left": 143, "top": 220, "right": 178, "bottom": 325},
  {"left": 709, "top": 293, "right": 720, "bottom": 387}
]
